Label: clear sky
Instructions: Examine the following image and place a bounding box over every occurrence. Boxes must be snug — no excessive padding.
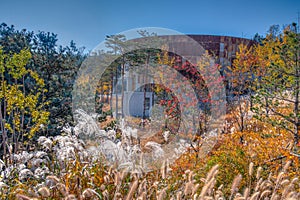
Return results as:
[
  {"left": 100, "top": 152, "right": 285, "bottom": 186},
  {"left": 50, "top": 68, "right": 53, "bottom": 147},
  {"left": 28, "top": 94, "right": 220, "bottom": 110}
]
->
[{"left": 0, "top": 0, "right": 299, "bottom": 51}]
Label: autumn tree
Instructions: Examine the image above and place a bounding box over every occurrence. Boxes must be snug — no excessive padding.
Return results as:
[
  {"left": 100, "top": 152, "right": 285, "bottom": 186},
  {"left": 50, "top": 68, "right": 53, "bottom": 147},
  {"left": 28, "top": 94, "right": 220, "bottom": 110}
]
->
[
  {"left": 226, "top": 44, "right": 257, "bottom": 133},
  {"left": 252, "top": 23, "right": 300, "bottom": 151},
  {"left": 196, "top": 51, "right": 225, "bottom": 135},
  {"left": 0, "top": 48, "right": 49, "bottom": 162},
  {"left": 155, "top": 49, "right": 225, "bottom": 137}
]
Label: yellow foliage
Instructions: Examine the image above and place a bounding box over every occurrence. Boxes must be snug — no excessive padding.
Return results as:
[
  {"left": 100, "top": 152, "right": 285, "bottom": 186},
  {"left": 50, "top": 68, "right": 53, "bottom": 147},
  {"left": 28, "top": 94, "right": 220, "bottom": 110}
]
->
[{"left": 0, "top": 48, "right": 49, "bottom": 154}]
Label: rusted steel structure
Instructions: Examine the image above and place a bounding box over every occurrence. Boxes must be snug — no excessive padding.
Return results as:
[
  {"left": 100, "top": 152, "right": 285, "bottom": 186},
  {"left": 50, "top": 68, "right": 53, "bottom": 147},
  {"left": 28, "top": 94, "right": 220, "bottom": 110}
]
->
[{"left": 160, "top": 34, "right": 255, "bottom": 67}]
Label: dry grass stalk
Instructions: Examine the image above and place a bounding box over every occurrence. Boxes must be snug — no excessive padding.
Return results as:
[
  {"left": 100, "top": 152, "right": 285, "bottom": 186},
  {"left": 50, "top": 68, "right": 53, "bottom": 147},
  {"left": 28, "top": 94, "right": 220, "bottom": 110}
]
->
[
  {"left": 121, "top": 170, "right": 128, "bottom": 180},
  {"left": 249, "top": 191, "right": 260, "bottom": 200},
  {"left": 82, "top": 188, "right": 93, "bottom": 199},
  {"left": 114, "top": 171, "right": 121, "bottom": 186},
  {"left": 260, "top": 189, "right": 271, "bottom": 198},
  {"left": 103, "top": 175, "right": 110, "bottom": 183},
  {"left": 64, "top": 194, "right": 76, "bottom": 200},
  {"left": 291, "top": 177, "right": 299, "bottom": 184},
  {"left": 56, "top": 183, "right": 68, "bottom": 197},
  {"left": 271, "top": 171, "right": 285, "bottom": 198},
  {"left": 38, "top": 186, "right": 50, "bottom": 197},
  {"left": 282, "top": 183, "right": 293, "bottom": 197},
  {"left": 107, "top": 166, "right": 113, "bottom": 176},
  {"left": 275, "top": 172, "right": 285, "bottom": 185},
  {"left": 234, "top": 197, "right": 245, "bottom": 200},
  {"left": 15, "top": 194, "right": 31, "bottom": 200},
  {"left": 147, "top": 183, "right": 157, "bottom": 199},
  {"left": 249, "top": 162, "right": 254, "bottom": 177},
  {"left": 192, "top": 183, "right": 200, "bottom": 195},
  {"left": 176, "top": 191, "right": 182, "bottom": 200},
  {"left": 188, "top": 170, "right": 194, "bottom": 182},
  {"left": 270, "top": 194, "right": 280, "bottom": 200},
  {"left": 82, "top": 188, "right": 100, "bottom": 199},
  {"left": 192, "top": 193, "right": 198, "bottom": 199},
  {"left": 286, "top": 191, "right": 299, "bottom": 199},
  {"left": 215, "top": 189, "right": 224, "bottom": 199},
  {"left": 256, "top": 166, "right": 262, "bottom": 180},
  {"left": 283, "top": 160, "right": 292, "bottom": 172},
  {"left": 243, "top": 187, "right": 249, "bottom": 199},
  {"left": 125, "top": 179, "right": 138, "bottom": 200},
  {"left": 45, "top": 175, "right": 60, "bottom": 187},
  {"left": 286, "top": 198, "right": 298, "bottom": 200},
  {"left": 137, "top": 179, "right": 147, "bottom": 196},
  {"left": 137, "top": 191, "right": 147, "bottom": 200},
  {"left": 114, "top": 192, "right": 122, "bottom": 199},
  {"left": 102, "top": 190, "right": 109, "bottom": 199},
  {"left": 230, "top": 174, "right": 242, "bottom": 198},
  {"left": 157, "top": 186, "right": 167, "bottom": 200},
  {"left": 161, "top": 160, "right": 167, "bottom": 179},
  {"left": 205, "top": 165, "right": 219, "bottom": 183},
  {"left": 280, "top": 179, "right": 289, "bottom": 186},
  {"left": 184, "top": 181, "right": 194, "bottom": 196},
  {"left": 199, "top": 177, "right": 216, "bottom": 198},
  {"left": 254, "top": 178, "right": 263, "bottom": 192}
]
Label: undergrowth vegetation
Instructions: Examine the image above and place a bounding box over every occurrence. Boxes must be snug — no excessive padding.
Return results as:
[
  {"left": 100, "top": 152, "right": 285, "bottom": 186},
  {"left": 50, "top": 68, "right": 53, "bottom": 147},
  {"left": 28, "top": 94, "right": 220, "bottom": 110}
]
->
[
  {"left": 0, "top": 116, "right": 299, "bottom": 199},
  {"left": 0, "top": 106, "right": 299, "bottom": 200}
]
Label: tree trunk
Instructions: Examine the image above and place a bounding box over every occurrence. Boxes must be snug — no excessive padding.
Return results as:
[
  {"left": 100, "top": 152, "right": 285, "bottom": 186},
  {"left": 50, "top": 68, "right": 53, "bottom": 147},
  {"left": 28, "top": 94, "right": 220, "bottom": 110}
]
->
[
  {"left": 115, "top": 68, "right": 119, "bottom": 119},
  {"left": 265, "top": 96, "right": 269, "bottom": 117},
  {"left": 0, "top": 107, "right": 7, "bottom": 162},
  {"left": 294, "top": 42, "right": 299, "bottom": 147},
  {"left": 143, "top": 54, "right": 150, "bottom": 120},
  {"left": 121, "top": 55, "right": 125, "bottom": 118},
  {"left": 110, "top": 73, "right": 113, "bottom": 117}
]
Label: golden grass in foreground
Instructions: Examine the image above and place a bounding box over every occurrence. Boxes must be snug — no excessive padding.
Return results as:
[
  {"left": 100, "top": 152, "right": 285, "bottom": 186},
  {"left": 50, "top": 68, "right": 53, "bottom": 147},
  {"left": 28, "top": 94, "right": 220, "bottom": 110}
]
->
[{"left": 0, "top": 158, "right": 297, "bottom": 200}]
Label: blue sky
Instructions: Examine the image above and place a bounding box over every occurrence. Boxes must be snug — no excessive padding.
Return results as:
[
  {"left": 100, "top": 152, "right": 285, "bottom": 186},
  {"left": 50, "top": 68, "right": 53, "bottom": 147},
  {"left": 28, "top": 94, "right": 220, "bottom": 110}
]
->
[{"left": 0, "top": 0, "right": 299, "bottom": 51}]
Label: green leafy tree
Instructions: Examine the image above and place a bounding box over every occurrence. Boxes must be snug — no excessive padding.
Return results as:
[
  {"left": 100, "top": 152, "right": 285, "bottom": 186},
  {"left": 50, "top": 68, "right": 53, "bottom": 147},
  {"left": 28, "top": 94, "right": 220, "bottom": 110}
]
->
[
  {"left": 32, "top": 32, "right": 84, "bottom": 132},
  {"left": 0, "top": 23, "right": 85, "bottom": 135}
]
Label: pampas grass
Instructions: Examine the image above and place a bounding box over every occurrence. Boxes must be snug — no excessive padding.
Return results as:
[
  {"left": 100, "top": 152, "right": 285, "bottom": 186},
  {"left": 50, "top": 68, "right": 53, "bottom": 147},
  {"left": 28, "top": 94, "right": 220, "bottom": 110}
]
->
[
  {"left": 0, "top": 117, "right": 299, "bottom": 200},
  {"left": 2, "top": 148, "right": 299, "bottom": 200}
]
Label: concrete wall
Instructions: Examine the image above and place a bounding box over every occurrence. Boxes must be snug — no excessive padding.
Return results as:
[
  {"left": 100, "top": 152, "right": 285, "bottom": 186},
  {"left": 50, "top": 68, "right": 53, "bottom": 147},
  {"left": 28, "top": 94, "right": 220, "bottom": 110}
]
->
[{"left": 123, "top": 91, "right": 153, "bottom": 118}]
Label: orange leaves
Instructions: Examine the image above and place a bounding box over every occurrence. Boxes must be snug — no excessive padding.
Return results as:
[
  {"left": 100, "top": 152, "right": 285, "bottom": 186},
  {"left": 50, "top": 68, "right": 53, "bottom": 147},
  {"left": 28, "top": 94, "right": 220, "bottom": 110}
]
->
[{"left": 172, "top": 112, "right": 300, "bottom": 195}]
